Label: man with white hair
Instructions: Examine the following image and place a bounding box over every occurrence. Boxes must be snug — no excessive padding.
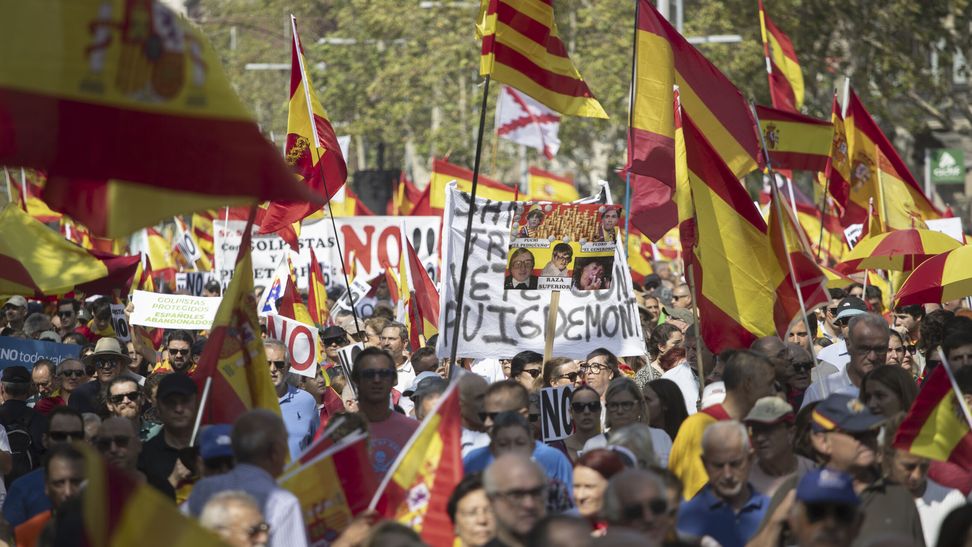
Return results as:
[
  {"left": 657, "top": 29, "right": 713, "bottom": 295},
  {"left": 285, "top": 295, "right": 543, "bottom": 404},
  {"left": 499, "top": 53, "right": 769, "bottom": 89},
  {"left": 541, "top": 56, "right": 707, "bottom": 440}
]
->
[
  {"left": 676, "top": 420, "right": 769, "bottom": 547},
  {"left": 802, "top": 313, "right": 890, "bottom": 407},
  {"left": 200, "top": 490, "right": 270, "bottom": 547},
  {"left": 601, "top": 468, "right": 673, "bottom": 545},
  {"left": 483, "top": 453, "right": 547, "bottom": 547}
]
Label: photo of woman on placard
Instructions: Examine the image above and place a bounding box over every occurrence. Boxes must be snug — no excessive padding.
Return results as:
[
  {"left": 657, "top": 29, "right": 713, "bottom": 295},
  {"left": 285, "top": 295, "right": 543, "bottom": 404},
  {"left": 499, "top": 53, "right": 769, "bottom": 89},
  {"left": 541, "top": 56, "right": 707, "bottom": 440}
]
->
[{"left": 572, "top": 256, "right": 614, "bottom": 291}]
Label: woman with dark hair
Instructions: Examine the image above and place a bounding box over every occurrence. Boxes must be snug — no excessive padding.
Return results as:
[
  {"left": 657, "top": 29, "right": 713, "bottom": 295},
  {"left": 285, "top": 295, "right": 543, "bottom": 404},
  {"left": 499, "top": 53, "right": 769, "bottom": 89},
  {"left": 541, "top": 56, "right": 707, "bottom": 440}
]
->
[
  {"left": 564, "top": 385, "right": 602, "bottom": 461},
  {"left": 643, "top": 379, "right": 689, "bottom": 441},
  {"left": 573, "top": 448, "right": 627, "bottom": 532},
  {"left": 861, "top": 365, "right": 919, "bottom": 417},
  {"left": 936, "top": 505, "right": 972, "bottom": 547},
  {"left": 580, "top": 348, "right": 620, "bottom": 398},
  {"left": 635, "top": 323, "right": 684, "bottom": 387},
  {"left": 446, "top": 473, "right": 495, "bottom": 546},
  {"left": 582, "top": 377, "right": 673, "bottom": 467}
]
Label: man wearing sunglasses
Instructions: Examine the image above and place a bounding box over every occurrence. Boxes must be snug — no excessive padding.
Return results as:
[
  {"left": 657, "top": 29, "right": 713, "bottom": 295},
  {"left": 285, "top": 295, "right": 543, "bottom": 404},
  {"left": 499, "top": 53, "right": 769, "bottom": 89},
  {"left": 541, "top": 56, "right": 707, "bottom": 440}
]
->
[
  {"left": 803, "top": 313, "right": 889, "bottom": 408},
  {"left": 95, "top": 416, "right": 142, "bottom": 475},
  {"left": 3, "top": 406, "right": 83, "bottom": 530},
  {"left": 105, "top": 377, "right": 159, "bottom": 442},
  {"left": 152, "top": 330, "right": 196, "bottom": 375},
  {"left": 264, "top": 340, "right": 318, "bottom": 461},
  {"left": 54, "top": 298, "right": 82, "bottom": 341},
  {"left": 73, "top": 337, "right": 140, "bottom": 415},
  {"left": 320, "top": 325, "right": 349, "bottom": 365},
  {"left": 788, "top": 469, "right": 862, "bottom": 547},
  {"left": 484, "top": 453, "right": 548, "bottom": 547},
  {"left": 351, "top": 347, "right": 418, "bottom": 476},
  {"left": 602, "top": 468, "right": 674, "bottom": 542}
]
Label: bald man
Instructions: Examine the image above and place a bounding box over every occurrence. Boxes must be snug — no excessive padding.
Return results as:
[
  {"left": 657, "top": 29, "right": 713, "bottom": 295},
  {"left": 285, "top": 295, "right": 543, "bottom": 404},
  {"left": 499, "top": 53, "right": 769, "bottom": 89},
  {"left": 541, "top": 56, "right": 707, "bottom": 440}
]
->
[{"left": 484, "top": 453, "right": 547, "bottom": 547}]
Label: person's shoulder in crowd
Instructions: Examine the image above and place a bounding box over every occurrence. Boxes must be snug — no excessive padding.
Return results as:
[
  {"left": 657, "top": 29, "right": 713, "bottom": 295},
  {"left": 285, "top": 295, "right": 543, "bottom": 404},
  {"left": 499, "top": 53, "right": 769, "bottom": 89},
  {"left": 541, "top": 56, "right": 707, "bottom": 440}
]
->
[
  {"left": 669, "top": 410, "right": 719, "bottom": 499},
  {"left": 3, "top": 468, "right": 49, "bottom": 527}
]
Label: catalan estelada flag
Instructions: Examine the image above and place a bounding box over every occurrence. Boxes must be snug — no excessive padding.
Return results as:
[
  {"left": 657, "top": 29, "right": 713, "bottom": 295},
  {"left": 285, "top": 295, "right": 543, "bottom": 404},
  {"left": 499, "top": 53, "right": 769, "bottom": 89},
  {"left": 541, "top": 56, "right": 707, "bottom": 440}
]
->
[
  {"left": 757, "top": 0, "right": 804, "bottom": 112},
  {"left": 822, "top": 92, "right": 852, "bottom": 215},
  {"left": 0, "top": 204, "right": 139, "bottom": 297},
  {"left": 675, "top": 92, "right": 794, "bottom": 353},
  {"left": 82, "top": 446, "right": 224, "bottom": 547},
  {"left": 429, "top": 158, "right": 516, "bottom": 211},
  {"left": 307, "top": 247, "right": 330, "bottom": 327},
  {"left": 0, "top": 1, "right": 321, "bottom": 238},
  {"left": 372, "top": 381, "right": 463, "bottom": 546},
  {"left": 894, "top": 364, "right": 972, "bottom": 468},
  {"left": 478, "top": 0, "right": 607, "bottom": 118},
  {"left": 628, "top": 0, "right": 762, "bottom": 241},
  {"left": 194, "top": 208, "right": 281, "bottom": 424},
  {"left": 527, "top": 167, "right": 579, "bottom": 202},
  {"left": 756, "top": 105, "right": 833, "bottom": 173},
  {"left": 260, "top": 16, "right": 347, "bottom": 248},
  {"left": 845, "top": 89, "right": 940, "bottom": 228}
]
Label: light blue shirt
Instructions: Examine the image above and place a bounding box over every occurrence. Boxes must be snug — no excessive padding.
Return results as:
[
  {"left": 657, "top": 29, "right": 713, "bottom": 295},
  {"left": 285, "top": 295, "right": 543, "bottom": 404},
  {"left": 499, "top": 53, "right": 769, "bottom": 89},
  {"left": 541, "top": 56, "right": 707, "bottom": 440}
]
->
[
  {"left": 463, "top": 441, "right": 575, "bottom": 512},
  {"left": 801, "top": 366, "right": 859, "bottom": 409},
  {"left": 279, "top": 385, "right": 320, "bottom": 460}
]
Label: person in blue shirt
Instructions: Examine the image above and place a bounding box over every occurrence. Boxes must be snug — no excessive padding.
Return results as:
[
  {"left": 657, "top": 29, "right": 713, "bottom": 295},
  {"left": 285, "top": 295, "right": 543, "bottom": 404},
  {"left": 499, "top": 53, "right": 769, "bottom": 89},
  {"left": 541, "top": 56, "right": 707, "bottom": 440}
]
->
[
  {"left": 265, "top": 340, "right": 319, "bottom": 460},
  {"left": 677, "top": 420, "right": 770, "bottom": 547},
  {"left": 462, "top": 381, "right": 573, "bottom": 512}
]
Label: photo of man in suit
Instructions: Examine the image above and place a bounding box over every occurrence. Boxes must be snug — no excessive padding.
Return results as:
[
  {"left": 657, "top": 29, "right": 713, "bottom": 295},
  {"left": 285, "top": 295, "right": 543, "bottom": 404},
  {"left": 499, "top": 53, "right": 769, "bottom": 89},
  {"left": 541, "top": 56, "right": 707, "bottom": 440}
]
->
[{"left": 504, "top": 247, "right": 538, "bottom": 290}]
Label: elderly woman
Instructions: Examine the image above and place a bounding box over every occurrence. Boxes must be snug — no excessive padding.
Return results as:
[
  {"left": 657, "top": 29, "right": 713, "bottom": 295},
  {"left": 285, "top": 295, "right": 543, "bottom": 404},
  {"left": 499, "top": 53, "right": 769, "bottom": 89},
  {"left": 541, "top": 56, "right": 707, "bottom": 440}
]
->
[
  {"left": 573, "top": 448, "right": 627, "bottom": 533},
  {"left": 447, "top": 473, "right": 495, "bottom": 547},
  {"left": 582, "top": 377, "right": 672, "bottom": 467},
  {"left": 579, "top": 348, "right": 621, "bottom": 399}
]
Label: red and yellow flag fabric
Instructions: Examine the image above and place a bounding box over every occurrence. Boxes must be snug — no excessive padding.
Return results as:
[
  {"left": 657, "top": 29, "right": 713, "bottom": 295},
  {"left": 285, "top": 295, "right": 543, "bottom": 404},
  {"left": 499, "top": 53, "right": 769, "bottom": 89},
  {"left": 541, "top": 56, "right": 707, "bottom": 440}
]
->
[
  {"left": 82, "top": 446, "right": 223, "bottom": 547},
  {"left": 757, "top": 0, "right": 804, "bottom": 112},
  {"left": 429, "top": 158, "right": 516, "bottom": 211},
  {"left": 676, "top": 96, "right": 803, "bottom": 353},
  {"left": 527, "top": 167, "right": 579, "bottom": 202},
  {"left": 478, "top": 0, "right": 606, "bottom": 118},
  {"left": 1, "top": 1, "right": 321, "bottom": 238},
  {"left": 307, "top": 247, "right": 330, "bottom": 327},
  {"left": 894, "top": 364, "right": 972, "bottom": 468},
  {"left": 372, "top": 381, "right": 463, "bottom": 546},
  {"left": 6, "top": 168, "right": 61, "bottom": 223},
  {"left": 279, "top": 432, "right": 378, "bottom": 545},
  {"left": 896, "top": 245, "right": 972, "bottom": 307},
  {"left": 628, "top": 0, "right": 762, "bottom": 241},
  {"left": 756, "top": 105, "right": 833, "bottom": 173},
  {"left": 277, "top": 259, "right": 315, "bottom": 327},
  {"left": 330, "top": 186, "right": 375, "bottom": 218},
  {"left": 836, "top": 228, "right": 961, "bottom": 273},
  {"left": 845, "top": 90, "right": 940, "bottom": 228},
  {"left": 626, "top": 226, "right": 656, "bottom": 286},
  {"left": 822, "top": 93, "right": 852, "bottom": 215},
  {"left": 0, "top": 204, "right": 139, "bottom": 297},
  {"left": 193, "top": 209, "right": 281, "bottom": 424},
  {"left": 399, "top": 230, "right": 439, "bottom": 348},
  {"left": 260, "top": 16, "right": 348, "bottom": 247}
]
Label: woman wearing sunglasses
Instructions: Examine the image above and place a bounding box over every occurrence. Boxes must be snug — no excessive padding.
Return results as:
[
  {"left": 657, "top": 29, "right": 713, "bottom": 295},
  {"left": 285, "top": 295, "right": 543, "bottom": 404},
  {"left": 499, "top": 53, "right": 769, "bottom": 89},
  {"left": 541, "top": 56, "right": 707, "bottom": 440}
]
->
[
  {"left": 542, "top": 358, "right": 581, "bottom": 389},
  {"left": 582, "top": 377, "right": 672, "bottom": 468},
  {"left": 564, "top": 386, "right": 602, "bottom": 462}
]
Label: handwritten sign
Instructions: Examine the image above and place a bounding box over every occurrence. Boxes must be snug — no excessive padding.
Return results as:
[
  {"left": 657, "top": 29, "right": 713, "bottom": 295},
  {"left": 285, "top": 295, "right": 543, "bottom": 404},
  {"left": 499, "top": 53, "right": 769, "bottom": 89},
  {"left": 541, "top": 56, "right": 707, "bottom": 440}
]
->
[{"left": 539, "top": 385, "right": 574, "bottom": 442}]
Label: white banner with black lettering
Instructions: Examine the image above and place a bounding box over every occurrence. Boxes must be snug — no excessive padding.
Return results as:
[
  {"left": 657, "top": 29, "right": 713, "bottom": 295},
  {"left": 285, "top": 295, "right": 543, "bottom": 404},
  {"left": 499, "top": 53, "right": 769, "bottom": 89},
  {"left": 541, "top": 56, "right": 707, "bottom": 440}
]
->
[{"left": 436, "top": 182, "right": 646, "bottom": 359}]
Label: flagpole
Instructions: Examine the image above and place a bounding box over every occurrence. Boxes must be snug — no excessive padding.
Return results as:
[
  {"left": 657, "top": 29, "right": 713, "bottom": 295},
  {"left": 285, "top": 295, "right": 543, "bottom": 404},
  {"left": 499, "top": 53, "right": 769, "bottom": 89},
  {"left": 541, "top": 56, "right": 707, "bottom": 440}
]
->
[
  {"left": 685, "top": 263, "right": 705, "bottom": 408},
  {"left": 815, "top": 181, "right": 830, "bottom": 262},
  {"left": 2, "top": 167, "right": 11, "bottom": 207},
  {"left": 190, "top": 376, "right": 212, "bottom": 446},
  {"left": 756, "top": 0, "right": 776, "bottom": 108},
  {"left": 292, "top": 15, "right": 361, "bottom": 334},
  {"left": 623, "top": 0, "right": 640, "bottom": 250},
  {"left": 447, "top": 75, "right": 492, "bottom": 381}
]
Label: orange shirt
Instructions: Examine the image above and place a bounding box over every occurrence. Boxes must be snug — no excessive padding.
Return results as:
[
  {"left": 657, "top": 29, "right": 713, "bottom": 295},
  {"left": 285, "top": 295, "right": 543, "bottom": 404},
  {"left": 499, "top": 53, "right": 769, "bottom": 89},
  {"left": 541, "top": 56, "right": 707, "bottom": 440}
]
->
[{"left": 15, "top": 509, "right": 50, "bottom": 547}]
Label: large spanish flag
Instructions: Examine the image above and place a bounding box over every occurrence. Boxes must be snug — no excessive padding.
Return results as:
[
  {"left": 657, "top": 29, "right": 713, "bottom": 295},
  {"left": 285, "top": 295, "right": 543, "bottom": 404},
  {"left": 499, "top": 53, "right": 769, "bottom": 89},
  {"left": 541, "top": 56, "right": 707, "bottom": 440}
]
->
[
  {"left": 893, "top": 364, "right": 972, "bottom": 468},
  {"left": 260, "top": 16, "right": 348, "bottom": 247},
  {"left": 628, "top": 0, "right": 762, "bottom": 241},
  {"left": 193, "top": 209, "right": 281, "bottom": 424},
  {"left": 400, "top": 227, "right": 439, "bottom": 348},
  {"left": 372, "top": 381, "right": 463, "bottom": 546},
  {"left": 527, "top": 167, "right": 579, "bottom": 202},
  {"left": 307, "top": 247, "right": 330, "bottom": 327},
  {"left": 6, "top": 168, "right": 61, "bottom": 223},
  {"left": 429, "top": 159, "right": 516, "bottom": 211},
  {"left": 0, "top": 204, "right": 139, "bottom": 297},
  {"left": 757, "top": 0, "right": 804, "bottom": 112},
  {"left": 1, "top": 1, "right": 321, "bottom": 238},
  {"left": 845, "top": 90, "right": 940, "bottom": 228},
  {"left": 756, "top": 105, "right": 833, "bottom": 173},
  {"left": 822, "top": 92, "right": 852, "bottom": 214},
  {"left": 478, "top": 0, "right": 607, "bottom": 118},
  {"left": 83, "top": 446, "right": 223, "bottom": 547}
]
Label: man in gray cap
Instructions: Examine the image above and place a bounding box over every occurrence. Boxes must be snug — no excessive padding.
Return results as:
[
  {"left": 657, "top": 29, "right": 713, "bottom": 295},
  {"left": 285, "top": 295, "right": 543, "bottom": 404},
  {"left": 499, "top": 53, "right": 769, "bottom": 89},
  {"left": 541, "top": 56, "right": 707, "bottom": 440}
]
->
[
  {"left": 405, "top": 371, "right": 448, "bottom": 421},
  {"left": 0, "top": 296, "right": 27, "bottom": 337},
  {"left": 802, "top": 312, "right": 889, "bottom": 407},
  {"left": 744, "top": 397, "right": 814, "bottom": 497}
]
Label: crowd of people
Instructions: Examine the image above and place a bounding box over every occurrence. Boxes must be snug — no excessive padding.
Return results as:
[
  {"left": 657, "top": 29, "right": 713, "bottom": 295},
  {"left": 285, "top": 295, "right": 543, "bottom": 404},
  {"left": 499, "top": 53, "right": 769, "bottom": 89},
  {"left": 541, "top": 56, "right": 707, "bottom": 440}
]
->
[{"left": 0, "top": 260, "right": 970, "bottom": 547}]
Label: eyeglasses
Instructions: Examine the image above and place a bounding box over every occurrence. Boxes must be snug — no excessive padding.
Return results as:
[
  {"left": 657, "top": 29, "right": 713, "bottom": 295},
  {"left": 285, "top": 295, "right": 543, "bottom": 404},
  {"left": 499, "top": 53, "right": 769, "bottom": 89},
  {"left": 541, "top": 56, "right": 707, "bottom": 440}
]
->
[
  {"left": 57, "top": 310, "right": 74, "bottom": 318},
  {"left": 268, "top": 360, "right": 288, "bottom": 371},
  {"left": 109, "top": 391, "right": 141, "bottom": 405},
  {"left": 519, "top": 368, "right": 541, "bottom": 379},
  {"left": 510, "top": 260, "right": 533, "bottom": 269},
  {"left": 673, "top": 293, "right": 690, "bottom": 300},
  {"left": 95, "top": 435, "right": 132, "bottom": 450},
  {"left": 490, "top": 485, "right": 546, "bottom": 503},
  {"left": 60, "top": 369, "right": 85, "bottom": 378},
  {"left": 571, "top": 401, "right": 601, "bottom": 413},
  {"left": 792, "top": 361, "right": 814, "bottom": 373},
  {"left": 48, "top": 430, "right": 84, "bottom": 442},
  {"left": 621, "top": 498, "right": 669, "bottom": 521},
  {"left": 804, "top": 503, "right": 857, "bottom": 524},
  {"left": 606, "top": 400, "right": 636, "bottom": 412},
  {"left": 95, "top": 358, "right": 119, "bottom": 370},
  {"left": 167, "top": 348, "right": 190, "bottom": 356},
  {"left": 359, "top": 369, "right": 395, "bottom": 381},
  {"left": 247, "top": 522, "right": 271, "bottom": 540},
  {"left": 558, "top": 372, "right": 579, "bottom": 382},
  {"left": 579, "top": 362, "right": 608, "bottom": 374}
]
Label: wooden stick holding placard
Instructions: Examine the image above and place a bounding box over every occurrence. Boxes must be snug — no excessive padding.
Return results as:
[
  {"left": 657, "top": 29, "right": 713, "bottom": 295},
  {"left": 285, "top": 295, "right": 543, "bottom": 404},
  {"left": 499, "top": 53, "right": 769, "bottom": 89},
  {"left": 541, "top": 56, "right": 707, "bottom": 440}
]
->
[{"left": 543, "top": 290, "right": 561, "bottom": 365}]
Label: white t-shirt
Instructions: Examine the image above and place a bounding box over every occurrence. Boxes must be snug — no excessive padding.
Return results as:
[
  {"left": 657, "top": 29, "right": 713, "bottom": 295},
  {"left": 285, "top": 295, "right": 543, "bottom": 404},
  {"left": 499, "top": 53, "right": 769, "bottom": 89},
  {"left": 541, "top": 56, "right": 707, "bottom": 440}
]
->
[
  {"left": 470, "top": 358, "right": 506, "bottom": 384},
  {"left": 817, "top": 340, "right": 849, "bottom": 371},
  {"left": 581, "top": 427, "right": 673, "bottom": 468},
  {"left": 662, "top": 361, "right": 699, "bottom": 416},
  {"left": 916, "top": 479, "right": 967, "bottom": 547}
]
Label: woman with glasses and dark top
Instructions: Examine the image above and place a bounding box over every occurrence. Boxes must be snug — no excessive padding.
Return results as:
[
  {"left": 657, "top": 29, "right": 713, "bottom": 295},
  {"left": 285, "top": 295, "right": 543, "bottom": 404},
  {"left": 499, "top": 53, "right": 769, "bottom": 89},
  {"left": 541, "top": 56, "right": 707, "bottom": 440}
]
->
[
  {"left": 581, "top": 377, "right": 673, "bottom": 467},
  {"left": 579, "top": 348, "right": 620, "bottom": 400}
]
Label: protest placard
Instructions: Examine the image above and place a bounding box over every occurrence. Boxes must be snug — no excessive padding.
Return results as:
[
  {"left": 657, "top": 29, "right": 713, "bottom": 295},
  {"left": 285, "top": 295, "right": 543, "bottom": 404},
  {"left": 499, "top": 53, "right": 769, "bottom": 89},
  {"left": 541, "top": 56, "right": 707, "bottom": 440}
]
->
[
  {"left": 110, "top": 303, "right": 131, "bottom": 343},
  {"left": 335, "top": 342, "right": 364, "bottom": 388},
  {"left": 175, "top": 272, "right": 218, "bottom": 296},
  {"left": 539, "top": 385, "right": 574, "bottom": 442},
  {"left": 214, "top": 217, "right": 440, "bottom": 291},
  {"left": 436, "top": 182, "right": 646, "bottom": 360},
  {"left": 0, "top": 337, "right": 81, "bottom": 369},
  {"left": 265, "top": 314, "right": 321, "bottom": 378},
  {"left": 130, "top": 290, "right": 221, "bottom": 330}
]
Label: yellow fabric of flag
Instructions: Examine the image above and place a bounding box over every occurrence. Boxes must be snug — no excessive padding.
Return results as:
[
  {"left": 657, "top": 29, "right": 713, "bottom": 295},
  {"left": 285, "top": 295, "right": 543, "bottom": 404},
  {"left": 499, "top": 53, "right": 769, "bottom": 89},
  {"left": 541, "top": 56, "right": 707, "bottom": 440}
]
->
[
  {"left": 527, "top": 168, "right": 580, "bottom": 202},
  {"left": 429, "top": 159, "right": 516, "bottom": 210}
]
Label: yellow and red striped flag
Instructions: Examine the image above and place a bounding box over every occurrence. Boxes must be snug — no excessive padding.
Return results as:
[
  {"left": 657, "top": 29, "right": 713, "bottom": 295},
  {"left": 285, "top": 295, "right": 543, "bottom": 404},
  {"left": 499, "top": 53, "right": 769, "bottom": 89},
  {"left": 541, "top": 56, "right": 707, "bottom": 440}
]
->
[
  {"left": 1, "top": 1, "right": 322, "bottom": 238},
  {"left": 626, "top": 225, "right": 656, "bottom": 286},
  {"left": 894, "top": 364, "right": 972, "bottom": 468},
  {"left": 307, "top": 247, "right": 330, "bottom": 327},
  {"left": 277, "top": 258, "right": 316, "bottom": 327},
  {"left": 845, "top": 89, "right": 940, "bottom": 228},
  {"left": 399, "top": 227, "right": 439, "bottom": 348},
  {"left": 758, "top": 0, "right": 804, "bottom": 112},
  {"left": 429, "top": 158, "right": 516, "bottom": 211},
  {"left": 821, "top": 92, "right": 852, "bottom": 215},
  {"left": 628, "top": 0, "right": 762, "bottom": 241},
  {"left": 527, "top": 167, "right": 579, "bottom": 203},
  {"left": 756, "top": 105, "right": 833, "bottom": 173},
  {"left": 6, "top": 168, "right": 61, "bottom": 223},
  {"left": 193, "top": 208, "right": 281, "bottom": 424},
  {"left": 478, "top": 0, "right": 606, "bottom": 119},
  {"left": 261, "top": 16, "right": 348, "bottom": 248},
  {"left": 372, "top": 381, "right": 463, "bottom": 546}
]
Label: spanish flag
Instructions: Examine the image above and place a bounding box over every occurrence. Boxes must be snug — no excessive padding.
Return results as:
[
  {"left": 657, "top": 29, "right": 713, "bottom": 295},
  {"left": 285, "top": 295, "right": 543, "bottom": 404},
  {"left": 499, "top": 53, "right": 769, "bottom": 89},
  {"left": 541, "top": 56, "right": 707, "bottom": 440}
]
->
[
  {"left": 527, "top": 167, "right": 580, "bottom": 203},
  {"left": 330, "top": 186, "right": 376, "bottom": 218},
  {"left": 822, "top": 92, "right": 852, "bottom": 214},
  {"left": 391, "top": 173, "right": 424, "bottom": 216},
  {"left": 6, "top": 168, "right": 61, "bottom": 224},
  {"left": 399, "top": 226, "right": 439, "bottom": 348},
  {"left": 0, "top": 204, "right": 140, "bottom": 297},
  {"left": 193, "top": 208, "right": 281, "bottom": 424},
  {"left": 626, "top": 227, "right": 656, "bottom": 286},
  {"left": 894, "top": 364, "right": 972, "bottom": 468},
  {"left": 478, "top": 0, "right": 607, "bottom": 119},
  {"left": 756, "top": 105, "right": 833, "bottom": 173},
  {"left": 372, "top": 381, "right": 463, "bottom": 546},
  {"left": 260, "top": 16, "right": 348, "bottom": 248},
  {"left": 628, "top": 0, "right": 762, "bottom": 241},
  {"left": 757, "top": 0, "right": 804, "bottom": 112},
  {"left": 429, "top": 158, "right": 516, "bottom": 211},
  {"left": 307, "top": 247, "right": 330, "bottom": 327},
  {"left": 845, "top": 89, "right": 940, "bottom": 228},
  {"left": 1, "top": 1, "right": 321, "bottom": 238}
]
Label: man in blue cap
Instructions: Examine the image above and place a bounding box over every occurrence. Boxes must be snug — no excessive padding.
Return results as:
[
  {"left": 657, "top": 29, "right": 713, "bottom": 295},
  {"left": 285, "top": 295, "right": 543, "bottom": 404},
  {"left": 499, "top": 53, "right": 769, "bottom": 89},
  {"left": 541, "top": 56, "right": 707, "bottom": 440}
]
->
[
  {"left": 198, "top": 424, "right": 234, "bottom": 478},
  {"left": 788, "top": 469, "right": 861, "bottom": 547}
]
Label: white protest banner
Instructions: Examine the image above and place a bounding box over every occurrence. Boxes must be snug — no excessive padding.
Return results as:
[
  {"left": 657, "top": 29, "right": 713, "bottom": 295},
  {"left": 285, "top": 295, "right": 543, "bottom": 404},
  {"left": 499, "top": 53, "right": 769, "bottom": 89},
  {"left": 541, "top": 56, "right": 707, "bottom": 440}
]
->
[
  {"left": 109, "top": 304, "right": 131, "bottom": 343},
  {"left": 265, "top": 313, "right": 321, "bottom": 378},
  {"left": 214, "top": 216, "right": 440, "bottom": 292},
  {"left": 175, "top": 272, "right": 218, "bottom": 296},
  {"left": 436, "top": 182, "right": 646, "bottom": 359},
  {"left": 130, "top": 290, "right": 222, "bottom": 330},
  {"left": 539, "top": 385, "right": 573, "bottom": 442},
  {"left": 843, "top": 223, "right": 863, "bottom": 249},
  {"left": 333, "top": 277, "right": 374, "bottom": 316}
]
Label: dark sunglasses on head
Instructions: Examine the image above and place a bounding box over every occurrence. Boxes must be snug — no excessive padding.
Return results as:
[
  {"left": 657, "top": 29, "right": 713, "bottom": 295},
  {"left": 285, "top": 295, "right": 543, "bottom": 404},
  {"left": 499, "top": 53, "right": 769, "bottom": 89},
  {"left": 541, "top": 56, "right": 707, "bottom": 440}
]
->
[
  {"left": 60, "top": 369, "right": 85, "bottom": 378},
  {"left": 268, "top": 360, "right": 288, "bottom": 371},
  {"left": 168, "top": 348, "right": 190, "bottom": 356},
  {"left": 519, "top": 368, "right": 541, "bottom": 379},
  {"left": 359, "top": 369, "right": 394, "bottom": 381},
  {"left": 95, "top": 435, "right": 132, "bottom": 451},
  {"left": 571, "top": 401, "right": 601, "bottom": 413},
  {"left": 109, "top": 391, "right": 140, "bottom": 405},
  {"left": 558, "top": 372, "right": 579, "bottom": 382},
  {"left": 48, "top": 430, "right": 84, "bottom": 442}
]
